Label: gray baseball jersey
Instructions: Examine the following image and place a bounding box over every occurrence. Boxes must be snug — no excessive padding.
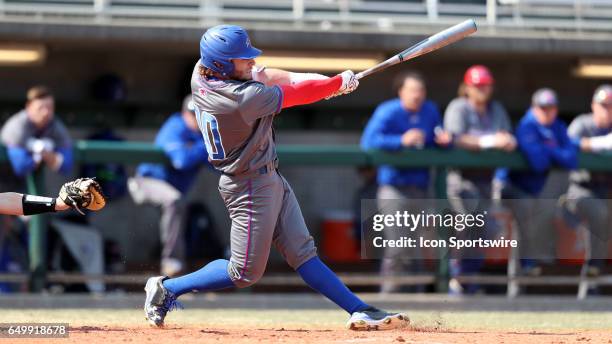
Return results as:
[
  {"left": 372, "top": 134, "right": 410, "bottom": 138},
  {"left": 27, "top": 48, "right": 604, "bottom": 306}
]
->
[
  {"left": 190, "top": 62, "right": 283, "bottom": 175},
  {"left": 444, "top": 97, "right": 511, "bottom": 136},
  {"left": 444, "top": 97, "right": 511, "bottom": 183},
  {"left": 189, "top": 62, "right": 316, "bottom": 288},
  {"left": 568, "top": 113, "right": 612, "bottom": 189},
  {"left": 1, "top": 110, "right": 72, "bottom": 148}
]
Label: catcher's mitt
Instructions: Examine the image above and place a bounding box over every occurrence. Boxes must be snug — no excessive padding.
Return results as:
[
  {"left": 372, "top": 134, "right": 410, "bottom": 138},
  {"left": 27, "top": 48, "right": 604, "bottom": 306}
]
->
[{"left": 59, "top": 178, "right": 106, "bottom": 215}]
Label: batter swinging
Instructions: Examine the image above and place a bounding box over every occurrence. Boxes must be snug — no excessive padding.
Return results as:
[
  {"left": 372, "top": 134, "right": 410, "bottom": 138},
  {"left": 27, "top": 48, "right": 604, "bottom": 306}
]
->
[{"left": 144, "top": 24, "right": 409, "bottom": 331}]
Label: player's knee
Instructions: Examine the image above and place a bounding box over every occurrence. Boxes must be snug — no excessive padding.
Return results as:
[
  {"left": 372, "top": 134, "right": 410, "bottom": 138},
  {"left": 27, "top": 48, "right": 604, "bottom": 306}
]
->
[
  {"left": 282, "top": 235, "right": 318, "bottom": 270},
  {"left": 227, "top": 260, "right": 266, "bottom": 288}
]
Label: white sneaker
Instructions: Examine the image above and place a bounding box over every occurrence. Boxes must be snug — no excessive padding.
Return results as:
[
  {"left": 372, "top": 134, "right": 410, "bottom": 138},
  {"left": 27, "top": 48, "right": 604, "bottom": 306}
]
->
[
  {"left": 346, "top": 307, "right": 410, "bottom": 331},
  {"left": 143, "top": 276, "right": 182, "bottom": 327}
]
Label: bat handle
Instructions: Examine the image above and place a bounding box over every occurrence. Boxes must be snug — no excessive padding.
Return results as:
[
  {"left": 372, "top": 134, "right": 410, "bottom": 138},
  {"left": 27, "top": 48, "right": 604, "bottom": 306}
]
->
[{"left": 355, "top": 70, "right": 374, "bottom": 80}]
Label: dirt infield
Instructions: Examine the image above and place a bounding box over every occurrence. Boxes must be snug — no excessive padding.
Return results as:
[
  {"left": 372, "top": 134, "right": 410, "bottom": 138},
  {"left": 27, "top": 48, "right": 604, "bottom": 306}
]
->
[
  {"left": 7, "top": 325, "right": 612, "bottom": 344},
  {"left": 2, "top": 296, "right": 612, "bottom": 343}
]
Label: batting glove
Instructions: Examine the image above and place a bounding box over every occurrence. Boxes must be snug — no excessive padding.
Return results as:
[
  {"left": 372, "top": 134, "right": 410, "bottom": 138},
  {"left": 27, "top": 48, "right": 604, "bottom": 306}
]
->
[
  {"left": 339, "top": 70, "right": 359, "bottom": 94},
  {"left": 326, "top": 70, "right": 359, "bottom": 100}
]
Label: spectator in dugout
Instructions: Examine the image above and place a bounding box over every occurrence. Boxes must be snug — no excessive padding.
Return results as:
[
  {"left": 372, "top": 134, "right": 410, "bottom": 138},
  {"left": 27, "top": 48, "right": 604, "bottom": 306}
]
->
[
  {"left": 564, "top": 84, "right": 612, "bottom": 276},
  {"left": 495, "top": 88, "right": 577, "bottom": 276},
  {"left": 0, "top": 86, "right": 73, "bottom": 178},
  {"left": 443, "top": 65, "right": 516, "bottom": 294},
  {"left": 360, "top": 71, "right": 452, "bottom": 293},
  {"left": 128, "top": 95, "right": 211, "bottom": 277}
]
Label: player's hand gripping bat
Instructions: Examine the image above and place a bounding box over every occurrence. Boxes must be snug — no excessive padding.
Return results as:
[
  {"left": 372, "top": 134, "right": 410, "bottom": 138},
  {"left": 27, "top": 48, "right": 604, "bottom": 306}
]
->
[{"left": 355, "top": 19, "right": 478, "bottom": 80}]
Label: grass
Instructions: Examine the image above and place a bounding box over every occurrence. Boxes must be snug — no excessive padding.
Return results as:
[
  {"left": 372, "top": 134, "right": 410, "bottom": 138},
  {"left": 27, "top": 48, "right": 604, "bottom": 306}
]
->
[{"left": 1, "top": 309, "right": 611, "bottom": 332}]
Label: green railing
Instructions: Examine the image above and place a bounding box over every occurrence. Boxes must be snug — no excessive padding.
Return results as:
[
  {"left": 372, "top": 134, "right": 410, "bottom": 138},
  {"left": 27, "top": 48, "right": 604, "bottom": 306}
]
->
[
  {"left": 72, "top": 140, "right": 612, "bottom": 169},
  {"left": 4, "top": 141, "right": 612, "bottom": 292}
]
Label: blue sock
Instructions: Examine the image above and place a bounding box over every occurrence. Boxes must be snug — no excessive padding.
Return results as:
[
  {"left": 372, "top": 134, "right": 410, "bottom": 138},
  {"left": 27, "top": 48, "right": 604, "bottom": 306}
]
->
[
  {"left": 297, "top": 256, "right": 369, "bottom": 314},
  {"left": 163, "top": 259, "right": 235, "bottom": 297}
]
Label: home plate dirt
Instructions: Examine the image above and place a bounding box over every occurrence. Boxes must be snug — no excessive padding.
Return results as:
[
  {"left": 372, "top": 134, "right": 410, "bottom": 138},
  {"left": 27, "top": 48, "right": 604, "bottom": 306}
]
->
[
  {"left": 2, "top": 295, "right": 611, "bottom": 344},
  {"left": 7, "top": 325, "right": 612, "bottom": 344}
]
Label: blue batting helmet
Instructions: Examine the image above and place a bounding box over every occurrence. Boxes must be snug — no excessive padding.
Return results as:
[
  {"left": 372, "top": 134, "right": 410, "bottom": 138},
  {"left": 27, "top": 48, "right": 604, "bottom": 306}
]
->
[{"left": 199, "top": 25, "right": 261, "bottom": 76}]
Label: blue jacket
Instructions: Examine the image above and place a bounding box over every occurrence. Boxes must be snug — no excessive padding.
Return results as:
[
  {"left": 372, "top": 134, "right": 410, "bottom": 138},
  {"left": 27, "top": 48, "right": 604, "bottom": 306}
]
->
[
  {"left": 7, "top": 146, "right": 73, "bottom": 176},
  {"left": 360, "top": 99, "right": 441, "bottom": 189},
  {"left": 502, "top": 108, "right": 577, "bottom": 195},
  {"left": 137, "top": 113, "right": 210, "bottom": 193}
]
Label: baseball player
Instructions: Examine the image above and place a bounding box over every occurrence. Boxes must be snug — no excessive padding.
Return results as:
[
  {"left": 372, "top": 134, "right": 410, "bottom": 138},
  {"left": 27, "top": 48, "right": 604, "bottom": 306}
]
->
[
  {"left": 443, "top": 65, "right": 516, "bottom": 294},
  {"left": 129, "top": 95, "right": 211, "bottom": 277},
  {"left": 144, "top": 24, "right": 409, "bottom": 331},
  {"left": 0, "top": 178, "right": 105, "bottom": 216},
  {"left": 360, "top": 71, "right": 451, "bottom": 293},
  {"left": 565, "top": 84, "right": 612, "bottom": 275},
  {"left": 495, "top": 88, "right": 577, "bottom": 275}
]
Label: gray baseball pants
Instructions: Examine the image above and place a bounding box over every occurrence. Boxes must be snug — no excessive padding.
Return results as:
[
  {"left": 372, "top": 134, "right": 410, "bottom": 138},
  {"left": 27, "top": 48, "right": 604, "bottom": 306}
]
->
[{"left": 218, "top": 167, "right": 317, "bottom": 288}]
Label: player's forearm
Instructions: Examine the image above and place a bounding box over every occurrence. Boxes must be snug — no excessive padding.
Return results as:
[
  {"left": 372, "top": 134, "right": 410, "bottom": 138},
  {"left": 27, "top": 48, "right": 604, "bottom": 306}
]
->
[
  {"left": 452, "top": 135, "right": 483, "bottom": 151},
  {"left": 280, "top": 76, "right": 342, "bottom": 108},
  {"left": 361, "top": 133, "right": 403, "bottom": 151},
  {"left": 583, "top": 134, "right": 612, "bottom": 152},
  {"left": 0, "top": 192, "right": 67, "bottom": 216},
  {"left": 0, "top": 192, "right": 26, "bottom": 215},
  {"left": 547, "top": 146, "right": 578, "bottom": 169}
]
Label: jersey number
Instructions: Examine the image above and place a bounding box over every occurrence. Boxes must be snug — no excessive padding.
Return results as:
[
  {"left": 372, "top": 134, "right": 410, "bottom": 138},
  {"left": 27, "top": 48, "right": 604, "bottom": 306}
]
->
[{"left": 195, "top": 109, "right": 225, "bottom": 160}]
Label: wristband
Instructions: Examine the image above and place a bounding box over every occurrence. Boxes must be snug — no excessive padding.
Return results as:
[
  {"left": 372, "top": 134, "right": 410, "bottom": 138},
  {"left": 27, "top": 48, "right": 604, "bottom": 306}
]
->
[
  {"left": 22, "top": 194, "right": 56, "bottom": 215},
  {"left": 478, "top": 134, "right": 496, "bottom": 149}
]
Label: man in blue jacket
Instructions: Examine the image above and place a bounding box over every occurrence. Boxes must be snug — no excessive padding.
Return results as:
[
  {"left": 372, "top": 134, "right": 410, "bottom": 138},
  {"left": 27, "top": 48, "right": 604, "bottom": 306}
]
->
[
  {"left": 361, "top": 72, "right": 451, "bottom": 293},
  {"left": 129, "top": 95, "right": 210, "bottom": 276},
  {"left": 496, "top": 88, "right": 577, "bottom": 274}
]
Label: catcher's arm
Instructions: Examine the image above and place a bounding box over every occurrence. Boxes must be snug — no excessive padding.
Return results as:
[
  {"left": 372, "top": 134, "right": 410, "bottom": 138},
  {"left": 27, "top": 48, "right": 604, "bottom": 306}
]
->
[{"left": 0, "top": 192, "right": 69, "bottom": 216}]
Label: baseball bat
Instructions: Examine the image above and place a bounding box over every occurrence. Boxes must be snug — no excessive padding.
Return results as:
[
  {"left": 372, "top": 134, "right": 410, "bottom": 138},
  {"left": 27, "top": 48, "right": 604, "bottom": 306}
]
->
[{"left": 355, "top": 19, "right": 477, "bottom": 80}]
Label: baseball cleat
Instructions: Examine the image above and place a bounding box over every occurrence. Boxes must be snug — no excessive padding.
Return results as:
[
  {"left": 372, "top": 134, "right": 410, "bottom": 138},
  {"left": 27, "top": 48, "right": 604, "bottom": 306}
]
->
[
  {"left": 346, "top": 307, "right": 410, "bottom": 331},
  {"left": 144, "top": 276, "right": 182, "bottom": 327}
]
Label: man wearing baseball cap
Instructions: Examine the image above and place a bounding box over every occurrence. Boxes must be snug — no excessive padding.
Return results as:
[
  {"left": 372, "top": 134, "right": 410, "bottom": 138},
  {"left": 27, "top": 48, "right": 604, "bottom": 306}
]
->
[
  {"left": 443, "top": 65, "right": 515, "bottom": 294},
  {"left": 496, "top": 88, "right": 577, "bottom": 277},
  {"left": 565, "top": 84, "right": 612, "bottom": 276}
]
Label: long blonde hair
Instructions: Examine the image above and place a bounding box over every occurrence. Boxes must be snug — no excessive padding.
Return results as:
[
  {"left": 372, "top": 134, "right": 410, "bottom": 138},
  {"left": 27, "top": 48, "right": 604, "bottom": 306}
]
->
[
  {"left": 457, "top": 82, "right": 468, "bottom": 98},
  {"left": 198, "top": 64, "right": 219, "bottom": 80}
]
